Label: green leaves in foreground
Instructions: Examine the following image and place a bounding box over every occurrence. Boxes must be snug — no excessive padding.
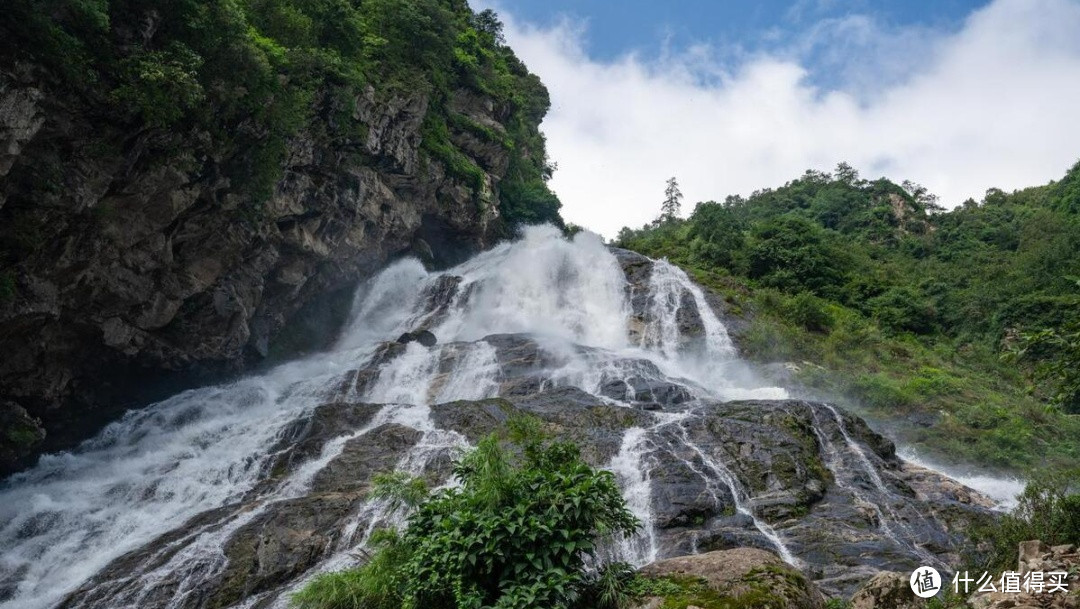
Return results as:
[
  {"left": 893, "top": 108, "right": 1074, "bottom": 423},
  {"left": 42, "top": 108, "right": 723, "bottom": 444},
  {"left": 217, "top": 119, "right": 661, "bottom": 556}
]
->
[{"left": 292, "top": 418, "right": 639, "bottom": 609}]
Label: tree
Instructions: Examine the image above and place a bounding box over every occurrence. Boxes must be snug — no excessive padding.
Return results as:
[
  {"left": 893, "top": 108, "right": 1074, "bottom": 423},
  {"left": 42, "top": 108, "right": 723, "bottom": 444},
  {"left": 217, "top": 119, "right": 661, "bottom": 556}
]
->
[
  {"left": 658, "top": 177, "right": 683, "bottom": 224},
  {"left": 747, "top": 214, "right": 850, "bottom": 296},
  {"left": 687, "top": 201, "right": 745, "bottom": 270},
  {"left": 834, "top": 162, "right": 860, "bottom": 186},
  {"left": 901, "top": 179, "right": 944, "bottom": 213},
  {"left": 470, "top": 8, "right": 505, "bottom": 46}
]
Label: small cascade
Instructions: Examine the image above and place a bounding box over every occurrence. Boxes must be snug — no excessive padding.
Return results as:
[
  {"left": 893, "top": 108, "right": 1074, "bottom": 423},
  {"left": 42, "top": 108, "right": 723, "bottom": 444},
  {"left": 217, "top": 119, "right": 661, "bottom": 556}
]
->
[
  {"left": 667, "top": 416, "right": 801, "bottom": 567},
  {"left": 638, "top": 260, "right": 687, "bottom": 359},
  {"left": 809, "top": 404, "right": 944, "bottom": 569},
  {"left": 820, "top": 404, "right": 888, "bottom": 492},
  {"left": 607, "top": 427, "right": 659, "bottom": 566}
]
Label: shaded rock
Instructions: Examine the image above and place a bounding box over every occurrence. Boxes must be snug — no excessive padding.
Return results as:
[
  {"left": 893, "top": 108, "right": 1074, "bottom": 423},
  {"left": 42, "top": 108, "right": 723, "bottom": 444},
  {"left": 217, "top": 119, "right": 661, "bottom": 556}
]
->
[{"left": 397, "top": 329, "right": 437, "bottom": 347}]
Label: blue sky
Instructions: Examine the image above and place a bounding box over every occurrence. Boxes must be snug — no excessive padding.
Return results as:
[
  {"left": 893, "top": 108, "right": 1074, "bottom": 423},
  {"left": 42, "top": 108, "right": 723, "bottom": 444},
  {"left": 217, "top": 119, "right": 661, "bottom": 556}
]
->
[
  {"left": 480, "top": 0, "right": 1080, "bottom": 237},
  {"left": 497, "top": 0, "right": 987, "bottom": 62}
]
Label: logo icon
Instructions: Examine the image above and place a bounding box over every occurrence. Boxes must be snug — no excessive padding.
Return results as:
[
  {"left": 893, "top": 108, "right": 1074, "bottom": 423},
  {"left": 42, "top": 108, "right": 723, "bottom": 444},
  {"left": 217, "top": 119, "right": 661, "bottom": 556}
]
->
[{"left": 910, "top": 566, "right": 942, "bottom": 598}]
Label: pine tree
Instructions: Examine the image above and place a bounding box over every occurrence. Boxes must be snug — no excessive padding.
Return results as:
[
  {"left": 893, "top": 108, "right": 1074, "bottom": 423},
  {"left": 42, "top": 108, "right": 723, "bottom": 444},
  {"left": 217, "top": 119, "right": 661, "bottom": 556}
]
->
[{"left": 659, "top": 177, "right": 683, "bottom": 223}]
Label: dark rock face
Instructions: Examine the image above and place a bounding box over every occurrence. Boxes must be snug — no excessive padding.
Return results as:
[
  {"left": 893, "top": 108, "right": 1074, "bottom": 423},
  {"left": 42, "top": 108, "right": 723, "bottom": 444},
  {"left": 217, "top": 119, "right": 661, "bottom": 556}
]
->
[{"left": 0, "top": 71, "right": 519, "bottom": 474}]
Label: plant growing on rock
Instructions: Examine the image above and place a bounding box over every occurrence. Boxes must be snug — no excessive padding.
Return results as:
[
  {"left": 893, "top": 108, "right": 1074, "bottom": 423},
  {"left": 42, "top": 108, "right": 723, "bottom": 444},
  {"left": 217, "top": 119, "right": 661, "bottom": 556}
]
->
[{"left": 291, "top": 417, "right": 639, "bottom": 609}]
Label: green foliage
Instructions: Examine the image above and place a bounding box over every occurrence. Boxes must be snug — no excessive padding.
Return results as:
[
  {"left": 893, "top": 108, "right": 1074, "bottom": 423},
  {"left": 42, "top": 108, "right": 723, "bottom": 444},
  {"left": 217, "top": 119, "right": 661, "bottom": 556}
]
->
[
  {"left": 291, "top": 529, "right": 410, "bottom": 609},
  {"left": 292, "top": 418, "right": 638, "bottom": 609},
  {"left": 112, "top": 42, "right": 205, "bottom": 126},
  {"left": 748, "top": 214, "right": 851, "bottom": 297},
  {"left": 1014, "top": 278, "right": 1080, "bottom": 413},
  {"left": 1, "top": 0, "right": 560, "bottom": 226},
  {"left": 971, "top": 470, "right": 1080, "bottom": 570},
  {"left": 783, "top": 292, "right": 834, "bottom": 333},
  {"left": 686, "top": 201, "right": 747, "bottom": 271},
  {"left": 867, "top": 286, "right": 936, "bottom": 334},
  {"left": 616, "top": 162, "right": 1080, "bottom": 473}
]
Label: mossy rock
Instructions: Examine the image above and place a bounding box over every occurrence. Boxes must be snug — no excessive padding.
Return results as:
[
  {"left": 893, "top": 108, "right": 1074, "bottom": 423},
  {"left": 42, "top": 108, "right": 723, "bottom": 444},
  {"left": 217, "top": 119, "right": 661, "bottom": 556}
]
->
[{"left": 635, "top": 548, "right": 826, "bottom": 609}]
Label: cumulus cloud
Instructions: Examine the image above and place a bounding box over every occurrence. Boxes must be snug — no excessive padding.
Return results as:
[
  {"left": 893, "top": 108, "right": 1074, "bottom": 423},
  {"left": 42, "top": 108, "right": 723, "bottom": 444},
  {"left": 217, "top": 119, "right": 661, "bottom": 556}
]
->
[{"left": 484, "top": 0, "right": 1080, "bottom": 238}]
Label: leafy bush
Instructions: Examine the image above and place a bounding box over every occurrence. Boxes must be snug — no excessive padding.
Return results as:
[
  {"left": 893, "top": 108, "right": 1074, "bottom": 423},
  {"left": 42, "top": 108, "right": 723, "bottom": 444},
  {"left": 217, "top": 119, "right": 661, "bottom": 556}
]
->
[
  {"left": 972, "top": 470, "right": 1080, "bottom": 570},
  {"left": 784, "top": 292, "right": 834, "bottom": 333},
  {"left": 292, "top": 418, "right": 638, "bottom": 609},
  {"left": 867, "top": 286, "right": 936, "bottom": 334}
]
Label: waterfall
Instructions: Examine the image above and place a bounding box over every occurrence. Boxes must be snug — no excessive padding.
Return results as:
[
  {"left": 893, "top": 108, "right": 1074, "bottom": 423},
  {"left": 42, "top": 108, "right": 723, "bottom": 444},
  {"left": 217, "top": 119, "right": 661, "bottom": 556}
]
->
[
  {"left": 607, "top": 427, "right": 659, "bottom": 567},
  {"left": 0, "top": 225, "right": 1004, "bottom": 608}
]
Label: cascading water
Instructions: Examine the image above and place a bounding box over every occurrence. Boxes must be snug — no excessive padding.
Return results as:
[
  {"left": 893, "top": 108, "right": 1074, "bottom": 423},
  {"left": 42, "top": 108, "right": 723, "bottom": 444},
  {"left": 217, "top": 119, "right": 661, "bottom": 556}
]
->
[{"left": 0, "top": 225, "right": 1009, "bottom": 608}]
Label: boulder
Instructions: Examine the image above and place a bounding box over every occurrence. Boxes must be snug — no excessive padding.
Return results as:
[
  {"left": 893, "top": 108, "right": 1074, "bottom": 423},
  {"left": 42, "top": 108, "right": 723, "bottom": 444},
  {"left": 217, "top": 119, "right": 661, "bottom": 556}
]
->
[
  {"left": 396, "top": 329, "right": 438, "bottom": 347},
  {"left": 636, "top": 548, "right": 825, "bottom": 609},
  {"left": 850, "top": 571, "right": 927, "bottom": 609},
  {"left": 968, "top": 540, "right": 1080, "bottom": 609}
]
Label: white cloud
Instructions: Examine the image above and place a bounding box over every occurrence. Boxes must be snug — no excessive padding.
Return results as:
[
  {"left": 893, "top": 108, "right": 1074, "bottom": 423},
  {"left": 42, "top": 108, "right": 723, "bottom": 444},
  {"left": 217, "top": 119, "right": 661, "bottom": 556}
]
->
[{"left": 485, "top": 0, "right": 1080, "bottom": 238}]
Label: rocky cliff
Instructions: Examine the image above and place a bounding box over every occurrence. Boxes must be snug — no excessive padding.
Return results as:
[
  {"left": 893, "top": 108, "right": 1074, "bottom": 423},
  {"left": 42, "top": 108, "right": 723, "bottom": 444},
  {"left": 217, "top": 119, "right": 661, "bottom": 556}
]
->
[{"left": 0, "top": 1, "right": 560, "bottom": 474}]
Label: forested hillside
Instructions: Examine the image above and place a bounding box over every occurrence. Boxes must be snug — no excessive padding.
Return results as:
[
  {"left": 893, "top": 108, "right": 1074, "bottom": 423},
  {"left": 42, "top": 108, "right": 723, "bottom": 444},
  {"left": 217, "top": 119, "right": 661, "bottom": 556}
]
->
[
  {"left": 0, "top": 0, "right": 561, "bottom": 224},
  {"left": 618, "top": 162, "right": 1080, "bottom": 472}
]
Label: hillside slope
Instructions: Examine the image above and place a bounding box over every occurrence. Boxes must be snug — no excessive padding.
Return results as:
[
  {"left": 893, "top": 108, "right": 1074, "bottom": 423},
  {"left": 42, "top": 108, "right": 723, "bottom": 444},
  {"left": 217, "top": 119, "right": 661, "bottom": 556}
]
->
[
  {"left": 617, "top": 162, "right": 1080, "bottom": 473},
  {"left": 0, "top": 0, "right": 561, "bottom": 474}
]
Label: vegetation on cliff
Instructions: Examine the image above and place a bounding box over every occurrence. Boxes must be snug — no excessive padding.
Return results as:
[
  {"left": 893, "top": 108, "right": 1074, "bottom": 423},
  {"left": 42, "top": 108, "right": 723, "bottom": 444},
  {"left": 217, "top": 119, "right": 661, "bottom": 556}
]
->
[
  {"left": 617, "top": 161, "right": 1080, "bottom": 472},
  {"left": 0, "top": 0, "right": 560, "bottom": 226}
]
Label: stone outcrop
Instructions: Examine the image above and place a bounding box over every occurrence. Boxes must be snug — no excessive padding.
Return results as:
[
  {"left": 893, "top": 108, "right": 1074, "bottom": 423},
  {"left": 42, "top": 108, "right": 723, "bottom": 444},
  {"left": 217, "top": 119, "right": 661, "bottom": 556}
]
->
[
  {"left": 968, "top": 541, "right": 1080, "bottom": 609},
  {"left": 0, "top": 64, "right": 527, "bottom": 475},
  {"left": 636, "top": 548, "right": 825, "bottom": 609},
  {"left": 849, "top": 571, "right": 928, "bottom": 609}
]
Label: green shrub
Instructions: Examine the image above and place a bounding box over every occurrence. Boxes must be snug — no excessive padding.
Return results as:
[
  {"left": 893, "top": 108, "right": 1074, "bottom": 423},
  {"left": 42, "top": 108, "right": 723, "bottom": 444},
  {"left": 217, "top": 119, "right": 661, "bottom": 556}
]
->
[
  {"left": 849, "top": 374, "right": 917, "bottom": 411},
  {"left": 784, "top": 292, "right": 834, "bottom": 333},
  {"left": 971, "top": 470, "right": 1080, "bottom": 570},
  {"left": 292, "top": 418, "right": 638, "bottom": 609},
  {"left": 868, "top": 286, "right": 936, "bottom": 334}
]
